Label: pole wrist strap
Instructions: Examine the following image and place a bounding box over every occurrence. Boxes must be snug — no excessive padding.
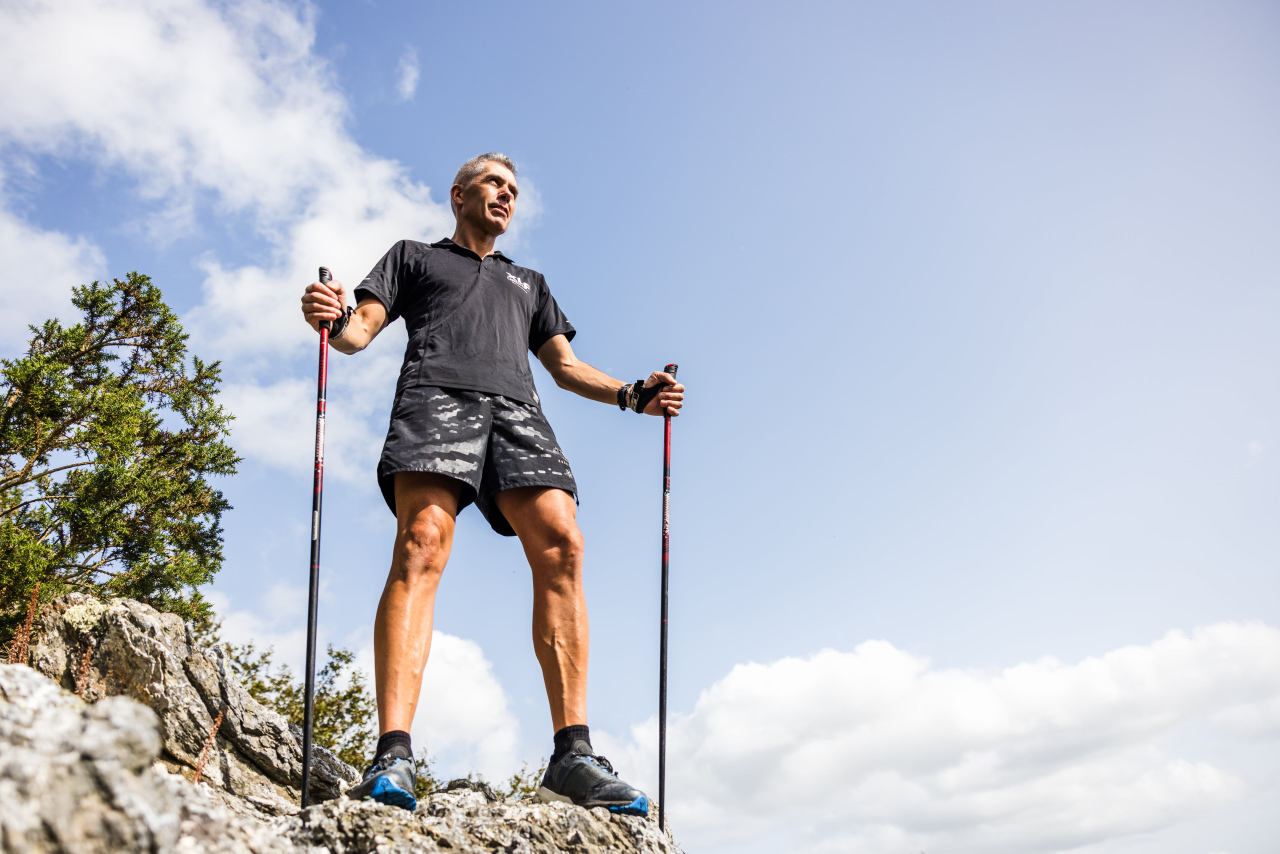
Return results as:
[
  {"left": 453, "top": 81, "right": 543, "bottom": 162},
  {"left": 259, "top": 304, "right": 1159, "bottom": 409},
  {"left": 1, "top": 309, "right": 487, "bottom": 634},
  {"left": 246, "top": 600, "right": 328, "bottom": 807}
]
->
[
  {"left": 627, "top": 380, "right": 663, "bottom": 414},
  {"left": 329, "top": 306, "right": 355, "bottom": 340}
]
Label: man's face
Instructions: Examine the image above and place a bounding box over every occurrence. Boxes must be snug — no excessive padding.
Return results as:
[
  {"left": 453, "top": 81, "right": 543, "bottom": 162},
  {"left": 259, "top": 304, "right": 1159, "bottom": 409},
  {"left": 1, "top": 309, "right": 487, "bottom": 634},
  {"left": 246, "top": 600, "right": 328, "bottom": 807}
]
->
[{"left": 452, "top": 162, "right": 518, "bottom": 236}]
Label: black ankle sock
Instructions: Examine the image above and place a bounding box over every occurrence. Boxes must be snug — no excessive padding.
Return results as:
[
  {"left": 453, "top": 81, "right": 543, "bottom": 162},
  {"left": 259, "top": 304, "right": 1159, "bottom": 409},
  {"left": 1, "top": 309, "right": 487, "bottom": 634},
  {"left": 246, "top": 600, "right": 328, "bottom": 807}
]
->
[
  {"left": 376, "top": 730, "right": 412, "bottom": 760},
  {"left": 552, "top": 725, "right": 591, "bottom": 764}
]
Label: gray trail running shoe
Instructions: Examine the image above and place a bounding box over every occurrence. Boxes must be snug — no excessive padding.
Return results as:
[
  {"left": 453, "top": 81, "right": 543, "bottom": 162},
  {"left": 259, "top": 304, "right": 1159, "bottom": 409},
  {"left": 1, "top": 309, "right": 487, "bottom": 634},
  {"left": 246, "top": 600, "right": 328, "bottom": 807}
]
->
[
  {"left": 535, "top": 739, "right": 649, "bottom": 816},
  {"left": 345, "top": 744, "right": 417, "bottom": 811}
]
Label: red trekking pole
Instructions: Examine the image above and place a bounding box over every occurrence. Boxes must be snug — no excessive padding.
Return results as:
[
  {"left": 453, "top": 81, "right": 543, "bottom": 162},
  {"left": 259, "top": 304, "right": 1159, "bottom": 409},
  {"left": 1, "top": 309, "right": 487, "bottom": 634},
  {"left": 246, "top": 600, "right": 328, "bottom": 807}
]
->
[
  {"left": 301, "top": 266, "right": 333, "bottom": 808},
  {"left": 658, "top": 363, "right": 677, "bottom": 832}
]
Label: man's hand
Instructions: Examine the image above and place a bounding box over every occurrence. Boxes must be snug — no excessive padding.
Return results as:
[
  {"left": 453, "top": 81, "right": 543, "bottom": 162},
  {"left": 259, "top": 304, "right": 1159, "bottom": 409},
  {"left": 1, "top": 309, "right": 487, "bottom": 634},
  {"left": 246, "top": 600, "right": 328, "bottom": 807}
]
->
[
  {"left": 299, "top": 277, "right": 387, "bottom": 354},
  {"left": 640, "top": 371, "right": 684, "bottom": 417},
  {"left": 301, "top": 276, "right": 348, "bottom": 333}
]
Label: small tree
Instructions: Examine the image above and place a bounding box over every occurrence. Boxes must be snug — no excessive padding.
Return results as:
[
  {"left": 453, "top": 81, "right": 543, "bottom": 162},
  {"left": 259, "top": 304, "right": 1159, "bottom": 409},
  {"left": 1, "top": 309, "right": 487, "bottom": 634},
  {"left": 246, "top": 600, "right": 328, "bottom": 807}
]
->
[{"left": 0, "top": 273, "right": 237, "bottom": 638}]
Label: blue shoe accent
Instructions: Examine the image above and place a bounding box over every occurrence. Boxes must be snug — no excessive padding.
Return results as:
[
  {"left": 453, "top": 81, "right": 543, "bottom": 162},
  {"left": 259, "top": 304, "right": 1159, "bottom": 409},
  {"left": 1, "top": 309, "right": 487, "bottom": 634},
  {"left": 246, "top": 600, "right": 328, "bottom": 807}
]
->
[
  {"left": 607, "top": 794, "right": 648, "bottom": 816},
  {"left": 369, "top": 774, "right": 417, "bottom": 810}
]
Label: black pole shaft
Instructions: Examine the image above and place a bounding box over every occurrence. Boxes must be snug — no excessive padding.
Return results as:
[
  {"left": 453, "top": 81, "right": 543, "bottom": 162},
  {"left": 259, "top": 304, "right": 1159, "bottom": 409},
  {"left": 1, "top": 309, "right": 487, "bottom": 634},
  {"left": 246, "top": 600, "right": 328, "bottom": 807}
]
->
[
  {"left": 301, "top": 266, "right": 332, "bottom": 808},
  {"left": 658, "top": 362, "right": 677, "bottom": 833}
]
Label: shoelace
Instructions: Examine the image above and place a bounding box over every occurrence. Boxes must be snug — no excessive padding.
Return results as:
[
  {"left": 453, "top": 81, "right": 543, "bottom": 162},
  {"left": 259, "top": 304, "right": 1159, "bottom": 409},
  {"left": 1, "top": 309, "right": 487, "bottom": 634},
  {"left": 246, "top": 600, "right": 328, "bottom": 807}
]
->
[
  {"left": 365, "top": 752, "right": 411, "bottom": 776},
  {"left": 585, "top": 754, "right": 616, "bottom": 776}
]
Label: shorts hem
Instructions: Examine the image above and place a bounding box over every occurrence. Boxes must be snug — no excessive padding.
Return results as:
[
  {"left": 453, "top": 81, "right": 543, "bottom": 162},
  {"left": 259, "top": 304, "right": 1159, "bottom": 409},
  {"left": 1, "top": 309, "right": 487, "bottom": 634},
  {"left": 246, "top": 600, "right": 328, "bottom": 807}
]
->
[
  {"left": 482, "top": 477, "right": 578, "bottom": 505},
  {"left": 476, "top": 479, "right": 578, "bottom": 538},
  {"left": 377, "top": 465, "right": 479, "bottom": 517}
]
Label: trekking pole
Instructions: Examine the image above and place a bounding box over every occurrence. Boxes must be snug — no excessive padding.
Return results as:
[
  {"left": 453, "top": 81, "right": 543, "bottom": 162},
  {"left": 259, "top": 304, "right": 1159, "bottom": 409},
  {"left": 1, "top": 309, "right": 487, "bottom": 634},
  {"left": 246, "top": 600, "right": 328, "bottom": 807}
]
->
[
  {"left": 301, "top": 266, "right": 333, "bottom": 808},
  {"left": 658, "top": 363, "right": 678, "bottom": 833}
]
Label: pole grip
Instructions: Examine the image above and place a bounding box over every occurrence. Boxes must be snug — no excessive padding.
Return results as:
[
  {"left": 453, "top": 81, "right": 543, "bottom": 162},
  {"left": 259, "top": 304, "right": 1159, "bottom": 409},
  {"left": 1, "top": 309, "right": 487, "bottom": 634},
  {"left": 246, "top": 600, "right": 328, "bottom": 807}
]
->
[
  {"left": 318, "top": 267, "right": 333, "bottom": 332},
  {"left": 665, "top": 363, "right": 678, "bottom": 380}
]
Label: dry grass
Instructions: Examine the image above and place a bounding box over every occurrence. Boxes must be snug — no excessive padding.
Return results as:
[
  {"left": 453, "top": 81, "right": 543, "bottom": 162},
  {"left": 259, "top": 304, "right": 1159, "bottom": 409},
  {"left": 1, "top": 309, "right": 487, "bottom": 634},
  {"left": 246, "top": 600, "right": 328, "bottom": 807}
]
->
[
  {"left": 6, "top": 584, "right": 41, "bottom": 665},
  {"left": 193, "top": 709, "right": 223, "bottom": 786},
  {"left": 75, "top": 640, "right": 95, "bottom": 698}
]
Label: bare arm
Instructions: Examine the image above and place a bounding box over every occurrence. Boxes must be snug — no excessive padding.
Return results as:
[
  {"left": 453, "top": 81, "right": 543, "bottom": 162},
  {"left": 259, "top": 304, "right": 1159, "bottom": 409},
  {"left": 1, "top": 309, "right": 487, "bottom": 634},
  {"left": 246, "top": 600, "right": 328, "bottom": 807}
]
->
[
  {"left": 536, "top": 334, "right": 684, "bottom": 417},
  {"left": 300, "top": 277, "right": 387, "bottom": 354}
]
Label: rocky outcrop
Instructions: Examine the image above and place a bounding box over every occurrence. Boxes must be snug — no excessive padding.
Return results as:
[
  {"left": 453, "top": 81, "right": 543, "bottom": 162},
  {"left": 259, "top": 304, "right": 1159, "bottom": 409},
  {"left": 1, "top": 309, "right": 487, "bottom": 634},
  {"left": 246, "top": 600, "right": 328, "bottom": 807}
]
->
[
  {"left": 24, "top": 593, "right": 357, "bottom": 815},
  {"left": 0, "top": 595, "right": 683, "bottom": 853}
]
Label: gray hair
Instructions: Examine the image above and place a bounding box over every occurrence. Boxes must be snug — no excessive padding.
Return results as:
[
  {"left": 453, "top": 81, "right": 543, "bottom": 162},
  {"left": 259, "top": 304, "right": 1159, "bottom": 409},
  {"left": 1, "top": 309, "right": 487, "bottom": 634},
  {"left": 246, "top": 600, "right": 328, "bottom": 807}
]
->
[{"left": 451, "top": 153, "right": 517, "bottom": 216}]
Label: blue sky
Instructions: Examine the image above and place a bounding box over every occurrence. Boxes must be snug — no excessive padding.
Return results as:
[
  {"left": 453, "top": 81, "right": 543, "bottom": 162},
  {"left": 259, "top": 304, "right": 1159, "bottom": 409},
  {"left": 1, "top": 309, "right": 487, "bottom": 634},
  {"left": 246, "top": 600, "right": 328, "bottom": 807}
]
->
[{"left": 2, "top": 1, "right": 1278, "bottom": 851}]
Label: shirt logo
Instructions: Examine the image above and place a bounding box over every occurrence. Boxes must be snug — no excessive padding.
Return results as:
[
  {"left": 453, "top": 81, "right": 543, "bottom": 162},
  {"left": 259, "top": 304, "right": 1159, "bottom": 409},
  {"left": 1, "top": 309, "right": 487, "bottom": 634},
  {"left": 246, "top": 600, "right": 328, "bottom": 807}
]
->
[{"left": 506, "top": 272, "right": 531, "bottom": 293}]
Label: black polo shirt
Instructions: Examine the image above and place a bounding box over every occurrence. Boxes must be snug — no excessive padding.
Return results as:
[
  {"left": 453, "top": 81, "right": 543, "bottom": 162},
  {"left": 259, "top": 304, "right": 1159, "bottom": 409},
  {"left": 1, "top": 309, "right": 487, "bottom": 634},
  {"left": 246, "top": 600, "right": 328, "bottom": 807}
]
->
[{"left": 354, "top": 239, "right": 575, "bottom": 406}]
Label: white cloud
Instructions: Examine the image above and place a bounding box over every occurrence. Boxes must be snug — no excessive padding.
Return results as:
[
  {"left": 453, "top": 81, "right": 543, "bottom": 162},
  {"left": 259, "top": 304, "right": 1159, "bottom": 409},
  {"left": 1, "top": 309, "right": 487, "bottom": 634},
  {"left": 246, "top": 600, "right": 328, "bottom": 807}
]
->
[
  {"left": 0, "top": 0, "right": 455, "bottom": 479},
  {"left": 396, "top": 46, "right": 420, "bottom": 101},
  {"left": 205, "top": 583, "right": 311, "bottom": 670},
  {"left": 0, "top": 200, "right": 105, "bottom": 347},
  {"left": 598, "top": 622, "right": 1280, "bottom": 854},
  {"left": 1211, "top": 697, "right": 1280, "bottom": 740},
  {"left": 221, "top": 333, "right": 402, "bottom": 484}
]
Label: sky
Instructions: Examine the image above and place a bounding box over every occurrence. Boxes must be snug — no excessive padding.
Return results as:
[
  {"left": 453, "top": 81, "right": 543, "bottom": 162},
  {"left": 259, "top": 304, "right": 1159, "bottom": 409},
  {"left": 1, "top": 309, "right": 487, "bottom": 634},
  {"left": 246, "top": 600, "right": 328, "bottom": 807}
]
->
[{"left": 1, "top": 1, "right": 1278, "bottom": 852}]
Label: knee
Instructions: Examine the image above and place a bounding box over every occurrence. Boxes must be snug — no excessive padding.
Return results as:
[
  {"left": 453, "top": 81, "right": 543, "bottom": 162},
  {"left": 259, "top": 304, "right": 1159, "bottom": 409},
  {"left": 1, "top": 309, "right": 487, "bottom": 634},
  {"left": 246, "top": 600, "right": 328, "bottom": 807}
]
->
[
  {"left": 538, "top": 520, "right": 584, "bottom": 585},
  {"left": 393, "top": 514, "right": 450, "bottom": 581}
]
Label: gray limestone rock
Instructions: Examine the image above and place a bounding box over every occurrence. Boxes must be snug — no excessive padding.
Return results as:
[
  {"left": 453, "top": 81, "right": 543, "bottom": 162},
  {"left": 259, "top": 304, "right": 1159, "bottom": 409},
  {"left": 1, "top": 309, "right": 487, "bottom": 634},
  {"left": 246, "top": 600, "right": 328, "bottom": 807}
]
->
[
  {"left": 24, "top": 594, "right": 358, "bottom": 814},
  {"left": 2, "top": 595, "right": 684, "bottom": 852},
  {"left": 0, "top": 660, "right": 683, "bottom": 853}
]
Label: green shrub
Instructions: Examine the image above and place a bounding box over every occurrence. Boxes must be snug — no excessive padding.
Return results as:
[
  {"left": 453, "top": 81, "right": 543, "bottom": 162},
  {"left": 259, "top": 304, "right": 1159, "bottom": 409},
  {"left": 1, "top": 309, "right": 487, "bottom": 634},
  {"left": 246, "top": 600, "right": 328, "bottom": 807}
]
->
[{"left": 0, "top": 273, "right": 237, "bottom": 639}]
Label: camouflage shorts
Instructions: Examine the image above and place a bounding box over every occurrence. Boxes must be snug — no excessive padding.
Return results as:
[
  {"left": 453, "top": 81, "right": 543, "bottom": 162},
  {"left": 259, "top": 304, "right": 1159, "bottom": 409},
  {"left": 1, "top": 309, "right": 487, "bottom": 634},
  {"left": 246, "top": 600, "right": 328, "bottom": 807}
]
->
[{"left": 377, "top": 385, "right": 577, "bottom": 537}]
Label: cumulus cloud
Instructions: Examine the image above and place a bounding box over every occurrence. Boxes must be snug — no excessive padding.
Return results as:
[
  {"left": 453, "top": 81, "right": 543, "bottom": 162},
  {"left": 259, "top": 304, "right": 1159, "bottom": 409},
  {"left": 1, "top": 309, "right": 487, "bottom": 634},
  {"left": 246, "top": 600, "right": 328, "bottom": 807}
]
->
[
  {"left": 220, "top": 337, "right": 404, "bottom": 483},
  {"left": 598, "top": 622, "right": 1280, "bottom": 854},
  {"left": 0, "top": 0, "right": 455, "bottom": 482},
  {"left": 396, "top": 47, "right": 420, "bottom": 101},
  {"left": 0, "top": 198, "right": 105, "bottom": 346},
  {"left": 205, "top": 583, "right": 313, "bottom": 672}
]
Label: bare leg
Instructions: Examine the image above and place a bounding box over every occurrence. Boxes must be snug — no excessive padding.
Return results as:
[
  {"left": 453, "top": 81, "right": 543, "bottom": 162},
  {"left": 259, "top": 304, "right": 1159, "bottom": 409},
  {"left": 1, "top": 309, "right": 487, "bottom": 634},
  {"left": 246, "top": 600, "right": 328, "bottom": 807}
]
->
[
  {"left": 374, "top": 472, "right": 462, "bottom": 736},
  {"left": 495, "top": 486, "right": 588, "bottom": 732}
]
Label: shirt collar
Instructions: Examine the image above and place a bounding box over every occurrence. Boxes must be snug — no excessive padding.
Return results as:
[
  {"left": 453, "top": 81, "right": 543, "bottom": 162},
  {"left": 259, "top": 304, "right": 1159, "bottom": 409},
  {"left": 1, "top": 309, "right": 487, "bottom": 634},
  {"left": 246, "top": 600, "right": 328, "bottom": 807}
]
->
[{"left": 432, "top": 237, "right": 511, "bottom": 262}]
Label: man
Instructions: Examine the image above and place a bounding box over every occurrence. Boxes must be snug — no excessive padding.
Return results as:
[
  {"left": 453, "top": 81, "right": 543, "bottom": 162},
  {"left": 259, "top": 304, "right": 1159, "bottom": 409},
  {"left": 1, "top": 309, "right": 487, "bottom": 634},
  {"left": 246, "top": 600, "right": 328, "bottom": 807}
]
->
[{"left": 300, "top": 153, "right": 683, "bottom": 815}]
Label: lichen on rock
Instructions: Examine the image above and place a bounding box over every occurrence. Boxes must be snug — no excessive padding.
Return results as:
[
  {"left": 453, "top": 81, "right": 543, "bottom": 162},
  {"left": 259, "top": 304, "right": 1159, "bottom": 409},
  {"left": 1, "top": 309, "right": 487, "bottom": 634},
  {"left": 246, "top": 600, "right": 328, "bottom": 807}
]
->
[{"left": 61, "top": 597, "right": 108, "bottom": 635}]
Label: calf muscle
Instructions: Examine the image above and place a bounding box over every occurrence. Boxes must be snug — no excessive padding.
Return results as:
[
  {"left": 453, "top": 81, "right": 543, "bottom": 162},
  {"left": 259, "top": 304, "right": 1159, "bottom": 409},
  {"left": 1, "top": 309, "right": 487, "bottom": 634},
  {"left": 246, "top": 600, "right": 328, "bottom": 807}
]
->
[
  {"left": 497, "top": 487, "right": 590, "bottom": 731},
  {"left": 374, "top": 473, "right": 461, "bottom": 735}
]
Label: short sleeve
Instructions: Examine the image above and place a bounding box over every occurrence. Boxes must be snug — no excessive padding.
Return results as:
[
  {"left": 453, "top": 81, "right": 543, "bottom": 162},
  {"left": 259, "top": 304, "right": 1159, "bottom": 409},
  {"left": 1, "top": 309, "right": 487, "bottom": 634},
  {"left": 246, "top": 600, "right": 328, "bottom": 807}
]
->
[
  {"left": 354, "top": 241, "right": 407, "bottom": 323},
  {"left": 528, "top": 277, "right": 576, "bottom": 354}
]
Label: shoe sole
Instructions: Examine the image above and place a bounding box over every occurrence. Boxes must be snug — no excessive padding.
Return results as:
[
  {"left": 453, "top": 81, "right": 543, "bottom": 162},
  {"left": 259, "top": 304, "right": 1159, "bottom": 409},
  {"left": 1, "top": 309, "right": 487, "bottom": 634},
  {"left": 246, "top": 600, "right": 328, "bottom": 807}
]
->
[{"left": 536, "top": 787, "right": 649, "bottom": 817}]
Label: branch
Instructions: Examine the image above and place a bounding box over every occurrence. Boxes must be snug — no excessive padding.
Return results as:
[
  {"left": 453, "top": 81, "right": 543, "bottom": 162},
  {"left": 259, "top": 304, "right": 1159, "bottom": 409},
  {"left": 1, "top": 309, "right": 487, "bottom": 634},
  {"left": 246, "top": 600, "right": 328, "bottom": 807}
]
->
[
  {"left": 33, "top": 521, "right": 64, "bottom": 547},
  {"left": 0, "top": 459, "right": 96, "bottom": 494},
  {"left": 0, "top": 396, "right": 103, "bottom": 490},
  {"left": 0, "top": 493, "right": 72, "bottom": 517}
]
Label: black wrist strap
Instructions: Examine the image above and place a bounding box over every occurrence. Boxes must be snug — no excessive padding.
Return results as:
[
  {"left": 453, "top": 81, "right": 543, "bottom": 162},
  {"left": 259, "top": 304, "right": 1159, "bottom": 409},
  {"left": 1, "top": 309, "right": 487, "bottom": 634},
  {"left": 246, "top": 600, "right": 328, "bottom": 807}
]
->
[
  {"left": 636, "top": 382, "right": 664, "bottom": 414},
  {"left": 617, "top": 384, "right": 629, "bottom": 411},
  {"left": 626, "top": 380, "right": 666, "bottom": 414},
  {"left": 329, "top": 306, "right": 355, "bottom": 340}
]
